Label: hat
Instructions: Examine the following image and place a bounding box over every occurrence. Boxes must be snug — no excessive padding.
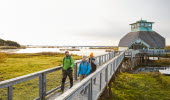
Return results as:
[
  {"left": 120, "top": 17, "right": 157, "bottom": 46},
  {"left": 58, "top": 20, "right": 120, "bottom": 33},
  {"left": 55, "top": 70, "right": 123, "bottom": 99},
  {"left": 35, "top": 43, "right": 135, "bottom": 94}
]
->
[{"left": 90, "top": 53, "right": 94, "bottom": 57}]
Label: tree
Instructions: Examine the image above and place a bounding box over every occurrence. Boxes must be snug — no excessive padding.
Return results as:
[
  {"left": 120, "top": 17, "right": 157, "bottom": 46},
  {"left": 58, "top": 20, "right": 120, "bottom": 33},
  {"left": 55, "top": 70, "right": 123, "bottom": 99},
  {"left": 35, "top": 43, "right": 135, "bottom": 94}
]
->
[
  {"left": 0, "top": 39, "right": 5, "bottom": 46},
  {"left": 0, "top": 38, "right": 21, "bottom": 47},
  {"left": 5, "top": 40, "right": 20, "bottom": 47}
]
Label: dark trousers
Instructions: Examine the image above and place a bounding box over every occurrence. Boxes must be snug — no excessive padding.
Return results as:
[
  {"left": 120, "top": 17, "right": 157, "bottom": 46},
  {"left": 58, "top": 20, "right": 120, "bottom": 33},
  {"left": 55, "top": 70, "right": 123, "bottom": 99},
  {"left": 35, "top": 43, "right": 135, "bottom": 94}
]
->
[{"left": 61, "top": 70, "right": 73, "bottom": 91}]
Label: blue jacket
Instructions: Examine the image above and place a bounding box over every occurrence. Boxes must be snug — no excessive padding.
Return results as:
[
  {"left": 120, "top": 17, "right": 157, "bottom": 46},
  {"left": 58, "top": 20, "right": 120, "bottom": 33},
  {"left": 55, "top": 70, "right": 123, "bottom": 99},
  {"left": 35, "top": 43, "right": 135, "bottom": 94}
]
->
[{"left": 78, "top": 61, "right": 91, "bottom": 75}]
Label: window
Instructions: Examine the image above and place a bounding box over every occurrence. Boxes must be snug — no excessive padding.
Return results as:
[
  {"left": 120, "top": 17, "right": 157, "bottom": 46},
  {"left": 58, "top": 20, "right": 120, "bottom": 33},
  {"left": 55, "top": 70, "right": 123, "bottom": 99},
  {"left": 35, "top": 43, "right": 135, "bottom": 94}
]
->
[
  {"left": 140, "top": 23, "right": 144, "bottom": 26},
  {"left": 144, "top": 23, "right": 148, "bottom": 27},
  {"left": 136, "top": 24, "right": 138, "bottom": 27},
  {"left": 148, "top": 23, "right": 152, "bottom": 26},
  {"left": 131, "top": 25, "right": 135, "bottom": 28},
  {"left": 134, "top": 24, "right": 136, "bottom": 28}
]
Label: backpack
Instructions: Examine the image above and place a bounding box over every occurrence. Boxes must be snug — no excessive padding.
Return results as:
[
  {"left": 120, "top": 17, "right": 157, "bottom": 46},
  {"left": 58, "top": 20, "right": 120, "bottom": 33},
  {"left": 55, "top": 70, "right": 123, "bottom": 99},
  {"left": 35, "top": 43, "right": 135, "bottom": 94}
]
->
[{"left": 89, "top": 58, "right": 99, "bottom": 66}]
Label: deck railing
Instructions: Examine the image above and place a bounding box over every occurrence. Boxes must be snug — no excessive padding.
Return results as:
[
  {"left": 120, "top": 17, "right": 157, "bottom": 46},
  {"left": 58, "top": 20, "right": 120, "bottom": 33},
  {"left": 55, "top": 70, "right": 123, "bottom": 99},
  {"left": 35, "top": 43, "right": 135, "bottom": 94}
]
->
[
  {"left": 55, "top": 52, "right": 125, "bottom": 100},
  {"left": 0, "top": 51, "right": 116, "bottom": 100}
]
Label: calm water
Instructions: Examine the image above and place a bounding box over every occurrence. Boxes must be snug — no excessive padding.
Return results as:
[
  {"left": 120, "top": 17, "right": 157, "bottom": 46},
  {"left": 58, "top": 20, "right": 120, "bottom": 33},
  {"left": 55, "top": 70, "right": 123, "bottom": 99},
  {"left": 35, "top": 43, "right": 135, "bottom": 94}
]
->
[
  {"left": 136, "top": 66, "right": 170, "bottom": 72},
  {"left": 0, "top": 47, "right": 108, "bottom": 56}
]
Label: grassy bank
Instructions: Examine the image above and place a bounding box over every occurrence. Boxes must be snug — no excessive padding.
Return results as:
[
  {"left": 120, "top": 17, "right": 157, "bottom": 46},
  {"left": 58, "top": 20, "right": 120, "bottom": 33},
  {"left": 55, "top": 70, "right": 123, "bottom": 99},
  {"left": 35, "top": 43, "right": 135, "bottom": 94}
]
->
[
  {"left": 0, "top": 52, "right": 81, "bottom": 100},
  {"left": 107, "top": 72, "right": 170, "bottom": 100}
]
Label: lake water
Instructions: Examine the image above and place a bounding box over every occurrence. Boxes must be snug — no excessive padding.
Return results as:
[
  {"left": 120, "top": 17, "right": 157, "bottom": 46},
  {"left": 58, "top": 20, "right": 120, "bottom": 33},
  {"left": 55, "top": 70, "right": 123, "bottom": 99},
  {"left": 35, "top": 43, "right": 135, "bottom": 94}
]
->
[{"left": 0, "top": 47, "right": 108, "bottom": 56}]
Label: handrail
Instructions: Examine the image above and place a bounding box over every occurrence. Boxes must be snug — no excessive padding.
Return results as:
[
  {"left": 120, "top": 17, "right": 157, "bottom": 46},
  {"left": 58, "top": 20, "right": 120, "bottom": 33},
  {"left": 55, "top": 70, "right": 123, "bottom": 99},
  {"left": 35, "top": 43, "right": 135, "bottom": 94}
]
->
[
  {"left": 0, "top": 66, "right": 62, "bottom": 89},
  {"left": 55, "top": 52, "right": 125, "bottom": 100},
  {"left": 0, "top": 51, "right": 116, "bottom": 100}
]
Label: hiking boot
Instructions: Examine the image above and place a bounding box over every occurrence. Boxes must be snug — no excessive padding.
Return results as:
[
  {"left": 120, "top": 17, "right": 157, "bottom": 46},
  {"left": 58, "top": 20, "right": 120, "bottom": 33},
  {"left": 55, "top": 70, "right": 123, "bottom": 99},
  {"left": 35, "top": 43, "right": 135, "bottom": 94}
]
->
[
  {"left": 58, "top": 90, "right": 64, "bottom": 93},
  {"left": 69, "top": 85, "right": 73, "bottom": 89}
]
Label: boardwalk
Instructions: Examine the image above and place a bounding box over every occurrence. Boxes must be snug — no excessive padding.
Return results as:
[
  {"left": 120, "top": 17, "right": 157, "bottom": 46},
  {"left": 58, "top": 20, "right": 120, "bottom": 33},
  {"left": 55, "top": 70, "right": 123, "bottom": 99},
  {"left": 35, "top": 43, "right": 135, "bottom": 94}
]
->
[
  {"left": 47, "top": 52, "right": 120, "bottom": 100},
  {"left": 47, "top": 63, "right": 107, "bottom": 100},
  {"left": 54, "top": 52, "right": 124, "bottom": 100}
]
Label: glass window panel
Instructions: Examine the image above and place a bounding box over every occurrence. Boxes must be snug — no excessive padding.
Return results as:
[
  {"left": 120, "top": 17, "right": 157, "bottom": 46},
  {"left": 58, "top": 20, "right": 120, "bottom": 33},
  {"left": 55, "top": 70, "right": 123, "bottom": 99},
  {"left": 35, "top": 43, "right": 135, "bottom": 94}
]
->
[
  {"left": 148, "top": 23, "right": 152, "bottom": 26},
  {"left": 140, "top": 23, "right": 144, "bottom": 26}
]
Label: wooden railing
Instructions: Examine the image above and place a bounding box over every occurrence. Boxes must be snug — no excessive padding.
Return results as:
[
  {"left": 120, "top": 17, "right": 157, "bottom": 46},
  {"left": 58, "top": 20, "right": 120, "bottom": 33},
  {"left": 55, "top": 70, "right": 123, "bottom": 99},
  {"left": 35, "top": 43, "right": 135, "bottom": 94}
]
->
[
  {"left": 55, "top": 52, "right": 124, "bottom": 100},
  {"left": 0, "top": 51, "right": 116, "bottom": 100}
]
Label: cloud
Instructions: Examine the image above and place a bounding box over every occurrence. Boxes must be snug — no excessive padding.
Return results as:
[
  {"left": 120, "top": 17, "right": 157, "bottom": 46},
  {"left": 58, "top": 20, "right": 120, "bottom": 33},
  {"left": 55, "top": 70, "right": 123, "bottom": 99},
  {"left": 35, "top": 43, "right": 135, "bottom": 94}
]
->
[{"left": 0, "top": 0, "right": 169, "bottom": 45}]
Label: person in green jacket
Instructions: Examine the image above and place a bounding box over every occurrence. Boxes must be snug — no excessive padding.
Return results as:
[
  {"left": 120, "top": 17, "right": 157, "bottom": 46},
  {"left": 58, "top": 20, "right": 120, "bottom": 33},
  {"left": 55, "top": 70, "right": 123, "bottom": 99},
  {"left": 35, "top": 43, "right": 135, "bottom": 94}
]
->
[{"left": 59, "top": 51, "right": 74, "bottom": 93}]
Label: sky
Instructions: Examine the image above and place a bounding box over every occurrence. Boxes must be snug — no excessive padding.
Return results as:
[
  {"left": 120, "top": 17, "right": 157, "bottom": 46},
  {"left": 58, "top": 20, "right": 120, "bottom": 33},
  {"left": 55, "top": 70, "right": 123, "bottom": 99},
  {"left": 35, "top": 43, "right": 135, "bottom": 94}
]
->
[{"left": 0, "top": 0, "right": 170, "bottom": 46}]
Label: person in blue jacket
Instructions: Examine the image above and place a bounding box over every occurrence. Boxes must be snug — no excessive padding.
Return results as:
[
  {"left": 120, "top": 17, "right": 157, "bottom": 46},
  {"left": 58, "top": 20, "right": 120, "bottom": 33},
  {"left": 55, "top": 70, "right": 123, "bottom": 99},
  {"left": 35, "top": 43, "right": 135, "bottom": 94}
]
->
[{"left": 78, "top": 56, "right": 91, "bottom": 81}]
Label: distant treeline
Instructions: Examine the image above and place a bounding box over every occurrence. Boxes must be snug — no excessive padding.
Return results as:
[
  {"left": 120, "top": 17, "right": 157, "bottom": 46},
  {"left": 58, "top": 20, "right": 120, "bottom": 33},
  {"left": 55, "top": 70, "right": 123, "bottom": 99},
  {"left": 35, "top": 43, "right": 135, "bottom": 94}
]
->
[{"left": 0, "top": 38, "right": 20, "bottom": 48}]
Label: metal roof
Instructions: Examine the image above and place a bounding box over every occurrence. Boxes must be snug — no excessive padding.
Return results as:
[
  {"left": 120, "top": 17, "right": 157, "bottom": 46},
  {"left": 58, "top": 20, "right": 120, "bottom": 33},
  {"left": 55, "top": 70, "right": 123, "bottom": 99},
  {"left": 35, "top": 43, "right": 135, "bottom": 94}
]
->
[{"left": 118, "top": 31, "right": 165, "bottom": 48}]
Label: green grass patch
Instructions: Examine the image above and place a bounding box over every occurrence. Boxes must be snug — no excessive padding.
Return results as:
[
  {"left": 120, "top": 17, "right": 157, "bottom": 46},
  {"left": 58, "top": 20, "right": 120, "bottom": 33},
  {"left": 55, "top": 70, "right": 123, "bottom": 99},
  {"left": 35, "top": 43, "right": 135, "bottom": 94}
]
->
[
  {"left": 0, "top": 52, "right": 81, "bottom": 80},
  {"left": 108, "top": 72, "right": 170, "bottom": 100}
]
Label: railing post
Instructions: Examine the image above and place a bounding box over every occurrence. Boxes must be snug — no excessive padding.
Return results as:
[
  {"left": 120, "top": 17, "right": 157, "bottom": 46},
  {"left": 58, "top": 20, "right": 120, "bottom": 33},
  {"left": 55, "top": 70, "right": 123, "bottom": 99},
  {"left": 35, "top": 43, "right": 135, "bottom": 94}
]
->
[
  {"left": 108, "top": 53, "right": 109, "bottom": 59},
  {"left": 106, "top": 54, "right": 108, "bottom": 61},
  {"left": 107, "top": 53, "right": 109, "bottom": 60},
  {"left": 99, "top": 56, "right": 101, "bottom": 66},
  {"left": 74, "top": 63, "right": 78, "bottom": 80},
  {"left": 106, "top": 54, "right": 109, "bottom": 61},
  {"left": 102, "top": 56, "right": 103, "bottom": 64},
  {"left": 100, "top": 56, "right": 102, "bottom": 65},
  {"left": 109, "top": 52, "right": 111, "bottom": 59},
  {"left": 110, "top": 64, "right": 112, "bottom": 75},
  {"left": 107, "top": 52, "right": 110, "bottom": 60},
  {"left": 113, "top": 61, "right": 115, "bottom": 72},
  {"left": 89, "top": 78, "right": 93, "bottom": 100},
  {"left": 105, "top": 66, "right": 108, "bottom": 82},
  {"left": 100, "top": 73, "right": 102, "bottom": 91},
  {"left": 8, "top": 86, "right": 13, "bottom": 100},
  {"left": 110, "top": 51, "right": 113, "bottom": 59},
  {"left": 39, "top": 73, "right": 46, "bottom": 100}
]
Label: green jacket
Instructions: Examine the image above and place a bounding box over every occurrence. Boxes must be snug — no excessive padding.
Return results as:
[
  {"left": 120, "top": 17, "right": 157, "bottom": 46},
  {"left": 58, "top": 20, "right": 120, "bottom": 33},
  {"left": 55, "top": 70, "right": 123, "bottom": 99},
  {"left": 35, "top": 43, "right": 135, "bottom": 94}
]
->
[{"left": 62, "top": 56, "right": 74, "bottom": 70}]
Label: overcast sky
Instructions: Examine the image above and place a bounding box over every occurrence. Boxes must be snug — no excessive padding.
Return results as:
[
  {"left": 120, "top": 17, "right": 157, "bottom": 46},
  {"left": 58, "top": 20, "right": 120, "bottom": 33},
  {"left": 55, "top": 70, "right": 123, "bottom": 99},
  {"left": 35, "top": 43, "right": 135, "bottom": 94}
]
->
[{"left": 0, "top": 0, "right": 169, "bottom": 46}]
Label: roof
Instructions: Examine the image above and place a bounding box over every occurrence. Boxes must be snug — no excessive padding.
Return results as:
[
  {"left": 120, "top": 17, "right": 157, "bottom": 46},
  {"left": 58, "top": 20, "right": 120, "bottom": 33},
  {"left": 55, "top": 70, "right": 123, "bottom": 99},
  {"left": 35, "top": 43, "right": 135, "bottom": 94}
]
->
[
  {"left": 118, "top": 31, "right": 165, "bottom": 48},
  {"left": 130, "top": 20, "right": 154, "bottom": 25}
]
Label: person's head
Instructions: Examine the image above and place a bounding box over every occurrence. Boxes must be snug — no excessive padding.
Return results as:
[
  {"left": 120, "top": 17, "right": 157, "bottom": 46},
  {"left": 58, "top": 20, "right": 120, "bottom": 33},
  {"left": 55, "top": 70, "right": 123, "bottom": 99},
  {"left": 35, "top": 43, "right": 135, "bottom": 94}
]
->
[
  {"left": 65, "top": 51, "right": 69, "bottom": 56},
  {"left": 82, "top": 56, "right": 87, "bottom": 61},
  {"left": 90, "top": 53, "right": 94, "bottom": 57}
]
